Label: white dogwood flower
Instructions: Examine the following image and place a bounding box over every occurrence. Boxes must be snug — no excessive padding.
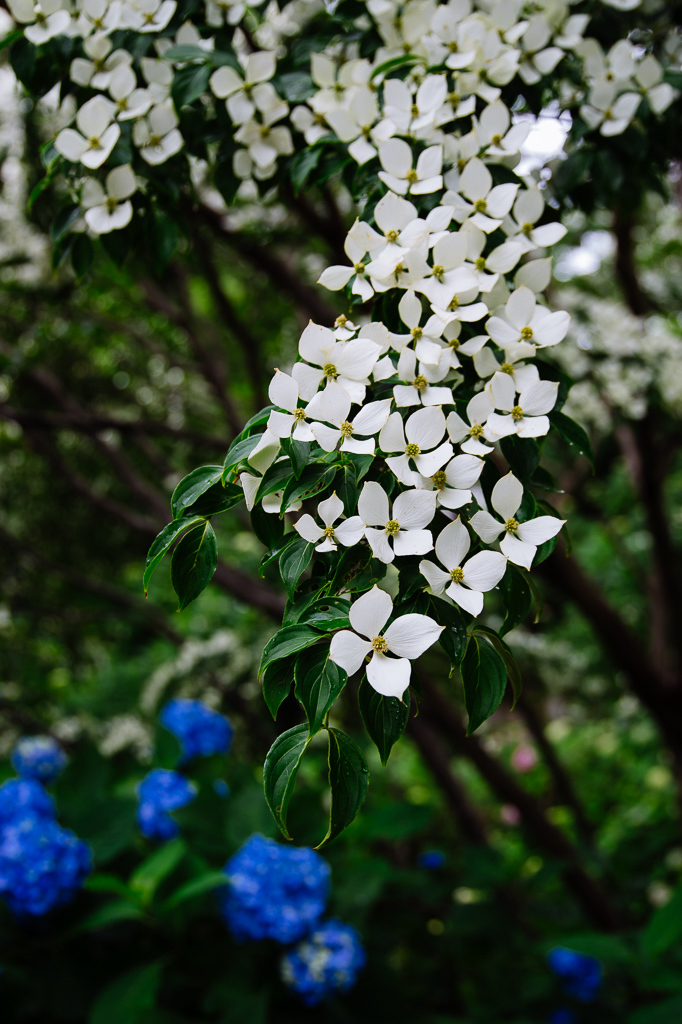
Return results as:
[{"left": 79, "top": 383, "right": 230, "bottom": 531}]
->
[
  {"left": 419, "top": 517, "right": 507, "bottom": 616},
  {"left": 504, "top": 189, "right": 568, "bottom": 252},
  {"left": 580, "top": 82, "right": 641, "bottom": 136},
  {"left": 312, "top": 396, "right": 392, "bottom": 455},
  {"left": 379, "top": 407, "right": 453, "bottom": 486},
  {"left": 378, "top": 140, "right": 443, "bottom": 196},
  {"left": 358, "top": 481, "right": 437, "bottom": 564},
  {"left": 393, "top": 348, "right": 454, "bottom": 408},
  {"left": 70, "top": 37, "right": 131, "bottom": 90},
  {"left": 133, "top": 101, "right": 183, "bottom": 165},
  {"left": 294, "top": 493, "right": 364, "bottom": 553},
  {"left": 8, "top": 0, "right": 70, "bottom": 44},
  {"left": 318, "top": 220, "right": 375, "bottom": 302},
  {"left": 292, "top": 323, "right": 380, "bottom": 404},
  {"left": 446, "top": 393, "right": 496, "bottom": 455},
  {"left": 485, "top": 286, "right": 570, "bottom": 349},
  {"left": 109, "top": 64, "right": 152, "bottom": 120},
  {"left": 55, "top": 97, "right": 120, "bottom": 169},
  {"left": 329, "top": 585, "right": 443, "bottom": 698},
  {"left": 414, "top": 232, "right": 479, "bottom": 309},
  {"left": 266, "top": 369, "right": 329, "bottom": 442},
  {"left": 325, "top": 87, "right": 395, "bottom": 164},
  {"left": 82, "top": 164, "right": 136, "bottom": 234},
  {"left": 464, "top": 227, "right": 524, "bottom": 292},
  {"left": 486, "top": 378, "right": 558, "bottom": 439},
  {"left": 451, "top": 157, "right": 519, "bottom": 233},
  {"left": 418, "top": 453, "right": 484, "bottom": 509},
  {"left": 209, "top": 51, "right": 281, "bottom": 125},
  {"left": 470, "top": 473, "right": 565, "bottom": 569}
]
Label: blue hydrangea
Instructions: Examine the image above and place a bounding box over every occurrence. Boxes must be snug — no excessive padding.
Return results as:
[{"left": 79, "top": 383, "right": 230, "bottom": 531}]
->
[
  {"left": 0, "top": 778, "right": 56, "bottom": 826},
  {"left": 160, "top": 699, "right": 233, "bottom": 763},
  {"left": 219, "top": 834, "right": 331, "bottom": 944},
  {"left": 281, "top": 919, "right": 366, "bottom": 1007},
  {"left": 11, "top": 736, "right": 68, "bottom": 785},
  {"left": 549, "top": 1010, "right": 577, "bottom": 1024},
  {"left": 548, "top": 947, "right": 602, "bottom": 1002},
  {"left": 418, "top": 850, "right": 446, "bottom": 870},
  {"left": 0, "top": 816, "right": 91, "bottom": 917},
  {"left": 136, "top": 769, "right": 197, "bottom": 841}
]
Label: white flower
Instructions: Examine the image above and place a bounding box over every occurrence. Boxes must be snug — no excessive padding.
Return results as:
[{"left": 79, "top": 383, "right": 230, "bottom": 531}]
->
[
  {"left": 414, "top": 232, "right": 480, "bottom": 310},
  {"left": 266, "top": 369, "right": 320, "bottom": 442},
  {"left": 473, "top": 342, "right": 538, "bottom": 393},
  {"left": 234, "top": 111, "right": 293, "bottom": 171},
  {"left": 55, "top": 97, "right": 120, "bottom": 169},
  {"left": 504, "top": 189, "right": 567, "bottom": 252},
  {"left": 75, "top": 0, "right": 122, "bottom": 36},
  {"left": 635, "top": 55, "right": 676, "bottom": 114},
  {"left": 465, "top": 226, "right": 524, "bottom": 292},
  {"left": 358, "top": 481, "right": 437, "bottom": 564},
  {"left": 121, "top": 0, "right": 176, "bottom": 33},
  {"left": 418, "top": 452, "right": 484, "bottom": 509},
  {"left": 8, "top": 0, "right": 70, "bottom": 44},
  {"left": 581, "top": 83, "right": 641, "bottom": 137},
  {"left": 517, "top": 15, "right": 564, "bottom": 86},
  {"left": 451, "top": 157, "right": 519, "bottom": 233},
  {"left": 486, "top": 286, "right": 570, "bottom": 349},
  {"left": 325, "top": 87, "right": 395, "bottom": 164},
  {"left": 379, "top": 407, "right": 453, "bottom": 486},
  {"left": 290, "top": 105, "right": 329, "bottom": 146},
  {"left": 82, "top": 164, "right": 136, "bottom": 234},
  {"left": 109, "top": 64, "right": 152, "bottom": 120},
  {"left": 383, "top": 75, "right": 447, "bottom": 136},
  {"left": 312, "top": 396, "right": 392, "bottom": 455},
  {"left": 486, "top": 377, "right": 558, "bottom": 439},
  {"left": 419, "top": 517, "right": 507, "bottom": 616},
  {"left": 329, "top": 585, "right": 443, "bottom": 698},
  {"left": 294, "top": 493, "right": 364, "bottom": 553},
  {"left": 474, "top": 100, "right": 530, "bottom": 157},
  {"left": 446, "top": 393, "right": 496, "bottom": 455},
  {"left": 70, "top": 37, "right": 132, "bottom": 90},
  {"left": 389, "top": 289, "right": 448, "bottom": 362},
  {"left": 133, "top": 102, "right": 183, "bottom": 165},
  {"left": 317, "top": 220, "right": 375, "bottom": 303},
  {"left": 141, "top": 57, "right": 173, "bottom": 103},
  {"left": 291, "top": 323, "right": 380, "bottom": 404},
  {"left": 209, "top": 51, "right": 282, "bottom": 125},
  {"left": 470, "top": 473, "right": 565, "bottom": 570},
  {"left": 393, "top": 348, "right": 454, "bottom": 409},
  {"left": 378, "top": 140, "right": 443, "bottom": 196}
]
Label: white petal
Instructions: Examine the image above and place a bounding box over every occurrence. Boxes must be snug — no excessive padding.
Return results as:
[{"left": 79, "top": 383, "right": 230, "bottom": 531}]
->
[
  {"left": 291, "top": 363, "right": 324, "bottom": 401},
  {"left": 384, "top": 613, "right": 444, "bottom": 658},
  {"left": 419, "top": 559, "right": 450, "bottom": 595},
  {"left": 470, "top": 510, "right": 505, "bottom": 544},
  {"left": 330, "top": 630, "right": 373, "bottom": 676},
  {"left": 516, "top": 515, "right": 564, "bottom": 545},
  {"left": 349, "top": 585, "right": 393, "bottom": 639},
  {"left": 447, "top": 583, "right": 484, "bottom": 617},
  {"left": 294, "top": 514, "right": 324, "bottom": 543},
  {"left": 505, "top": 286, "right": 536, "bottom": 329},
  {"left": 299, "top": 322, "right": 334, "bottom": 366},
  {"left": 268, "top": 369, "right": 298, "bottom": 412},
  {"left": 358, "top": 481, "right": 390, "bottom": 527},
  {"left": 435, "top": 517, "right": 470, "bottom": 570},
  {"left": 405, "top": 405, "right": 446, "bottom": 451},
  {"left": 414, "top": 443, "right": 453, "bottom": 476},
  {"left": 306, "top": 381, "right": 352, "bottom": 426},
  {"left": 352, "top": 399, "right": 392, "bottom": 436},
  {"left": 446, "top": 454, "right": 484, "bottom": 489},
  {"left": 318, "top": 265, "right": 355, "bottom": 291},
  {"left": 463, "top": 550, "right": 507, "bottom": 591},
  {"left": 517, "top": 415, "right": 550, "bottom": 438},
  {"left": 311, "top": 424, "right": 341, "bottom": 452},
  {"left": 393, "top": 489, "right": 437, "bottom": 530},
  {"left": 379, "top": 411, "right": 407, "bottom": 454},
  {"left": 317, "top": 493, "right": 344, "bottom": 526},
  {"left": 333, "top": 516, "right": 365, "bottom": 546},
  {"left": 336, "top": 338, "right": 380, "bottom": 380},
  {"left": 519, "top": 380, "right": 558, "bottom": 416},
  {"left": 500, "top": 533, "right": 536, "bottom": 570},
  {"left": 491, "top": 472, "right": 523, "bottom": 520},
  {"left": 55, "top": 129, "right": 88, "bottom": 163},
  {"left": 379, "top": 137, "right": 412, "bottom": 178},
  {"left": 365, "top": 528, "right": 395, "bottom": 563},
  {"left": 366, "top": 652, "right": 412, "bottom": 698},
  {"left": 393, "top": 529, "right": 434, "bottom": 557}
]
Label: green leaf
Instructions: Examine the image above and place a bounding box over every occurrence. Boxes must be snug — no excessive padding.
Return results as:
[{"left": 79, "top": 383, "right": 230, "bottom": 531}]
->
[
  {"left": 280, "top": 437, "right": 310, "bottom": 479},
  {"left": 129, "top": 839, "right": 186, "bottom": 906},
  {"left": 77, "top": 901, "right": 144, "bottom": 932},
  {"left": 172, "top": 63, "right": 211, "bottom": 107},
  {"left": 295, "top": 646, "right": 346, "bottom": 736},
  {"left": 143, "top": 516, "right": 206, "bottom": 597},
  {"left": 171, "top": 466, "right": 223, "bottom": 519},
  {"left": 290, "top": 145, "right": 323, "bottom": 194},
  {"left": 317, "top": 728, "right": 369, "bottom": 849},
  {"left": 298, "top": 597, "right": 351, "bottom": 632},
  {"left": 358, "top": 676, "right": 409, "bottom": 766},
  {"left": 552, "top": 933, "right": 632, "bottom": 964},
  {"left": 642, "top": 887, "right": 682, "bottom": 957},
  {"left": 222, "top": 433, "right": 262, "bottom": 481},
  {"left": 461, "top": 634, "right": 508, "bottom": 735},
  {"left": 0, "top": 28, "right": 23, "bottom": 52},
  {"left": 159, "top": 870, "right": 228, "bottom": 911},
  {"left": 170, "top": 521, "right": 218, "bottom": 610},
  {"left": 50, "top": 204, "right": 80, "bottom": 243},
  {"left": 279, "top": 70, "right": 315, "bottom": 102},
  {"left": 628, "top": 997, "right": 682, "bottom": 1024},
  {"left": 163, "top": 44, "right": 211, "bottom": 62},
  {"left": 258, "top": 625, "right": 322, "bottom": 677},
  {"left": 472, "top": 627, "right": 522, "bottom": 708},
  {"left": 262, "top": 658, "right": 295, "bottom": 719},
  {"left": 371, "top": 54, "right": 422, "bottom": 78},
  {"left": 279, "top": 537, "right": 314, "bottom": 600},
  {"left": 146, "top": 207, "right": 179, "bottom": 270},
  {"left": 90, "top": 962, "right": 163, "bottom": 1024},
  {"left": 549, "top": 410, "right": 594, "bottom": 467},
  {"left": 499, "top": 435, "right": 540, "bottom": 483},
  {"left": 499, "top": 564, "right": 533, "bottom": 636},
  {"left": 254, "top": 458, "right": 292, "bottom": 504},
  {"left": 263, "top": 723, "right": 311, "bottom": 840},
  {"left": 281, "top": 463, "right": 337, "bottom": 512},
  {"left": 182, "top": 480, "right": 243, "bottom": 518},
  {"left": 72, "top": 234, "right": 94, "bottom": 280},
  {"left": 431, "top": 597, "right": 467, "bottom": 667},
  {"left": 85, "top": 874, "right": 135, "bottom": 898}
]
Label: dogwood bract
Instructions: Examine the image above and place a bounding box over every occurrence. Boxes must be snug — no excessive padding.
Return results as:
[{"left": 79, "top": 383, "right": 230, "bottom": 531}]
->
[{"left": 470, "top": 473, "right": 565, "bottom": 570}]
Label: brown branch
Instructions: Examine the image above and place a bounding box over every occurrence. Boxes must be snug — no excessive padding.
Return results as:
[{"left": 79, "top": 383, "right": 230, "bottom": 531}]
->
[{"left": 613, "top": 213, "right": 650, "bottom": 317}]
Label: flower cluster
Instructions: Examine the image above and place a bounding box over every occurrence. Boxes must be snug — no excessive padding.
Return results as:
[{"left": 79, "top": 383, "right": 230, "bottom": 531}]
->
[
  {"left": 136, "top": 767, "right": 197, "bottom": 841},
  {"left": 547, "top": 947, "right": 602, "bottom": 1002},
  {"left": 0, "top": 773, "right": 91, "bottom": 917},
  {"left": 160, "top": 698, "right": 233, "bottom": 762},
  {"left": 220, "top": 834, "right": 365, "bottom": 1006},
  {"left": 11, "top": 735, "right": 68, "bottom": 784}
]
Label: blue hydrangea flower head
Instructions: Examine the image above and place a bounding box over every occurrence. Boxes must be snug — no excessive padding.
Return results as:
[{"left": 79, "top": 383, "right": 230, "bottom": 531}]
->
[
  {"left": 11, "top": 736, "right": 68, "bottom": 785},
  {"left": 0, "top": 778, "right": 56, "bottom": 826},
  {"left": 136, "top": 768, "right": 197, "bottom": 841},
  {"left": 418, "top": 850, "right": 446, "bottom": 870},
  {"left": 219, "top": 834, "right": 331, "bottom": 944},
  {"left": 548, "top": 947, "right": 602, "bottom": 1002},
  {"left": 160, "top": 699, "right": 233, "bottom": 762},
  {"left": 549, "top": 1010, "right": 577, "bottom": 1024},
  {"left": 0, "top": 816, "right": 91, "bottom": 917},
  {"left": 281, "top": 919, "right": 366, "bottom": 1006}
]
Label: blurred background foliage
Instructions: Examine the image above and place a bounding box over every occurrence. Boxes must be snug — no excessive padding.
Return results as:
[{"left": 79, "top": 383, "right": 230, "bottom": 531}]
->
[{"left": 2, "top": 39, "right": 682, "bottom": 1024}]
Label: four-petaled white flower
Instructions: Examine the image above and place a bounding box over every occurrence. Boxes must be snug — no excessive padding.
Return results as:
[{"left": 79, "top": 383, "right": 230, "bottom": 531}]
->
[
  {"left": 133, "top": 101, "right": 183, "bottom": 165},
  {"left": 294, "top": 493, "right": 364, "bottom": 553},
  {"left": 379, "top": 407, "right": 453, "bottom": 486},
  {"left": 292, "top": 323, "right": 380, "bottom": 404},
  {"left": 378, "top": 140, "right": 443, "bottom": 196},
  {"left": 486, "top": 286, "right": 570, "bottom": 349},
  {"left": 486, "top": 377, "right": 558, "bottom": 439},
  {"left": 266, "top": 369, "right": 324, "bottom": 442},
  {"left": 55, "top": 97, "right": 120, "bottom": 169},
  {"left": 419, "top": 517, "right": 507, "bottom": 616},
  {"left": 393, "top": 348, "right": 454, "bottom": 409},
  {"left": 329, "top": 586, "right": 443, "bottom": 697},
  {"left": 209, "top": 51, "right": 280, "bottom": 125},
  {"left": 8, "top": 0, "right": 70, "bottom": 45},
  {"left": 82, "top": 164, "right": 137, "bottom": 234},
  {"left": 312, "top": 395, "right": 392, "bottom": 455},
  {"left": 419, "top": 453, "right": 484, "bottom": 509},
  {"left": 446, "top": 393, "right": 496, "bottom": 455},
  {"left": 470, "top": 472, "right": 565, "bottom": 570},
  {"left": 358, "top": 481, "right": 436, "bottom": 564},
  {"left": 452, "top": 157, "right": 519, "bottom": 233}
]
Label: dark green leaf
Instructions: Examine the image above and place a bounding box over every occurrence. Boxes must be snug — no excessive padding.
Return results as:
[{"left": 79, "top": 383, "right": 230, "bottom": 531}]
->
[
  {"left": 77, "top": 901, "right": 143, "bottom": 932},
  {"left": 254, "top": 458, "right": 292, "bottom": 504},
  {"left": 499, "top": 435, "right": 540, "bottom": 483},
  {"left": 290, "top": 146, "right": 323, "bottom": 194},
  {"left": 281, "top": 463, "right": 337, "bottom": 512},
  {"left": 358, "top": 676, "right": 409, "bottom": 765},
  {"left": 299, "top": 597, "right": 351, "bottom": 632},
  {"left": 281, "top": 438, "right": 310, "bottom": 479},
  {"left": 317, "top": 728, "right": 369, "bottom": 848},
  {"left": 171, "top": 466, "right": 223, "bottom": 519},
  {"left": 222, "top": 433, "right": 263, "bottom": 480},
  {"left": 371, "top": 54, "right": 422, "bottom": 78},
  {"left": 90, "top": 962, "right": 163, "bottom": 1024},
  {"left": 499, "top": 564, "right": 533, "bottom": 636},
  {"left": 182, "top": 480, "right": 243, "bottom": 518},
  {"left": 50, "top": 204, "right": 79, "bottom": 243},
  {"left": 262, "top": 658, "right": 295, "bottom": 719},
  {"left": 146, "top": 207, "right": 179, "bottom": 270},
  {"left": 159, "top": 871, "right": 228, "bottom": 910},
  {"left": 0, "top": 28, "right": 23, "bottom": 52},
  {"left": 263, "top": 723, "right": 310, "bottom": 840},
  {"left": 549, "top": 410, "right": 594, "bottom": 467},
  {"left": 250, "top": 503, "right": 285, "bottom": 550},
  {"left": 170, "top": 521, "right": 218, "bottom": 610},
  {"left": 129, "top": 840, "right": 186, "bottom": 906},
  {"left": 279, "top": 71, "right": 315, "bottom": 102},
  {"left": 72, "top": 234, "right": 94, "bottom": 280},
  {"left": 472, "top": 627, "right": 522, "bottom": 708},
  {"left": 642, "top": 887, "right": 682, "bottom": 956},
  {"left": 431, "top": 597, "right": 467, "bottom": 667},
  {"left": 461, "top": 634, "right": 507, "bottom": 734},
  {"left": 628, "top": 997, "right": 682, "bottom": 1024},
  {"left": 295, "top": 646, "right": 346, "bottom": 736},
  {"left": 172, "top": 63, "right": 211, "bottom": 107},
  {"left": 143, "top": 516, "right": 206, "bottom": 596},
  {"left": 279, "top": 537, "right": 314, "bottom": 599},
  {"left": 258, "top": 625, "right": 322, "bottom": 677}
]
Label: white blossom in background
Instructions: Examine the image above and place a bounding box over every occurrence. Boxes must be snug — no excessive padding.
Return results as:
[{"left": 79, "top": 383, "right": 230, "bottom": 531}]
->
[
  {"left": 471, "top": 473, "right": 565, "bottom": 570},
  {"left": 82, "top": 163, "right": 137, "bottom": 234},
  {"left": 55, "top": 96, "right": 120, "bottom": 168},
  {"left": 329, "top": 586, "right": 443, "bottom": 698},
  {"left": 132, "top": 101, "right": 183, "bottom": 164},
  {"left": 7, "top": 0, "right": 70, "bottom": 44}
]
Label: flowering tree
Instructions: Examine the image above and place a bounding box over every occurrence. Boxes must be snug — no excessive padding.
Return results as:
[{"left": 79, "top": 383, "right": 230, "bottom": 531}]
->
[{"left": 3, "top": 0, "right": 682, "bottom": 851}]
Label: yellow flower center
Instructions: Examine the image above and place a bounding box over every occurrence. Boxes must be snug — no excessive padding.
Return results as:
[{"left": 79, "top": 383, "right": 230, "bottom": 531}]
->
[
  {"left": 386, "top": 229, "right": 399, "bottom": 243},
  {"left": 505, "top": 518, "right": 519, "bottom": 533},
  {"left": 433, "top": 470, "right": 447, "bottom": 490},
  {"left": 511, "top": 405, "right": 524, "bottom": 421},
  {"left": 259, "top": 126, "right": 271, "bottom": 138},
  {"left": 491, "top": 133, "right": 502, "bottom": 145},
  {"left": 148, "top": 134, "right": 162, "bottom": 147},
  {"left": 405, "top": 443, "right": 420, "bottom": 457},
  {"left": 340, "top": 420, "right": 354, "bottom": 437},
  {"left": 293, "top": 407, "right": 306, "bottom": 421},
  {"left": 117, "top": 98, "right": 128, "bottom": 110},
  {"left": 500, "top": 363, "right": 514, "bottom": 375},
  {"left": 450, "top": 567, "right": 464, "bottom": 583},
  {"left": 411, "top": 326, "right": 423, "bottom": 338},
  {"left": 413, "top": 375, "right": 428, "bottom": 391},
  {"left": 475, "top": 257, "right": 486, "bottom": 271},
  {"left": 323, "top": 525, "right": 335, "bottom": 539},
  {"left": 361, "top": 125, "right": 371, "bottom": 138},
  {"left": 411, "top": 104, "right": 419, "bottom": 117},
  {"left": 406, "top": 169, "right": 419, "bottom": 184},
  {"left": 432, "top": 264, "right": 445, "bottom": 280},
  {"left": 372, "top": 635, "right": 388, "bottom": 652},
  {"left": 522, "top": 222, "right": 534, "bottom": 237},
  {"left": 105, "top": 196, "right": 118, "bottom": 213},
  {"left": 449, "top": 296, "right": 459, "bottom": 310},
  {"left": 449, "top": 337, "right": 460, "bottom": 349},
  {"left": 335, "top": 314, "right": 347, "bottom": 327},
  {"left": 448, "top": 41, "right": 459, "bottom": 52},
  {"left": 470, "top": 423, "right": 484, "bottom": 439},
  {"left": 144, "top": 11, "right": 155, "bottom": 22},
  {"left": 520, "top": 326, "right": 533, "bottom": 340},
  {"left": 323, "top": 363, "right": 338, "bottom": 379},
  {"left": 354, "top": 262, "right": 366, "bottom": 274},
  {"left": 385, "top": 520, "right": 400, "bottom": 536},
  {"left": 89, "top": 137, "right": 102, "bottom": 149},
  {"left": 474, "top": 199, "right": 487, "bottom": 213}
]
